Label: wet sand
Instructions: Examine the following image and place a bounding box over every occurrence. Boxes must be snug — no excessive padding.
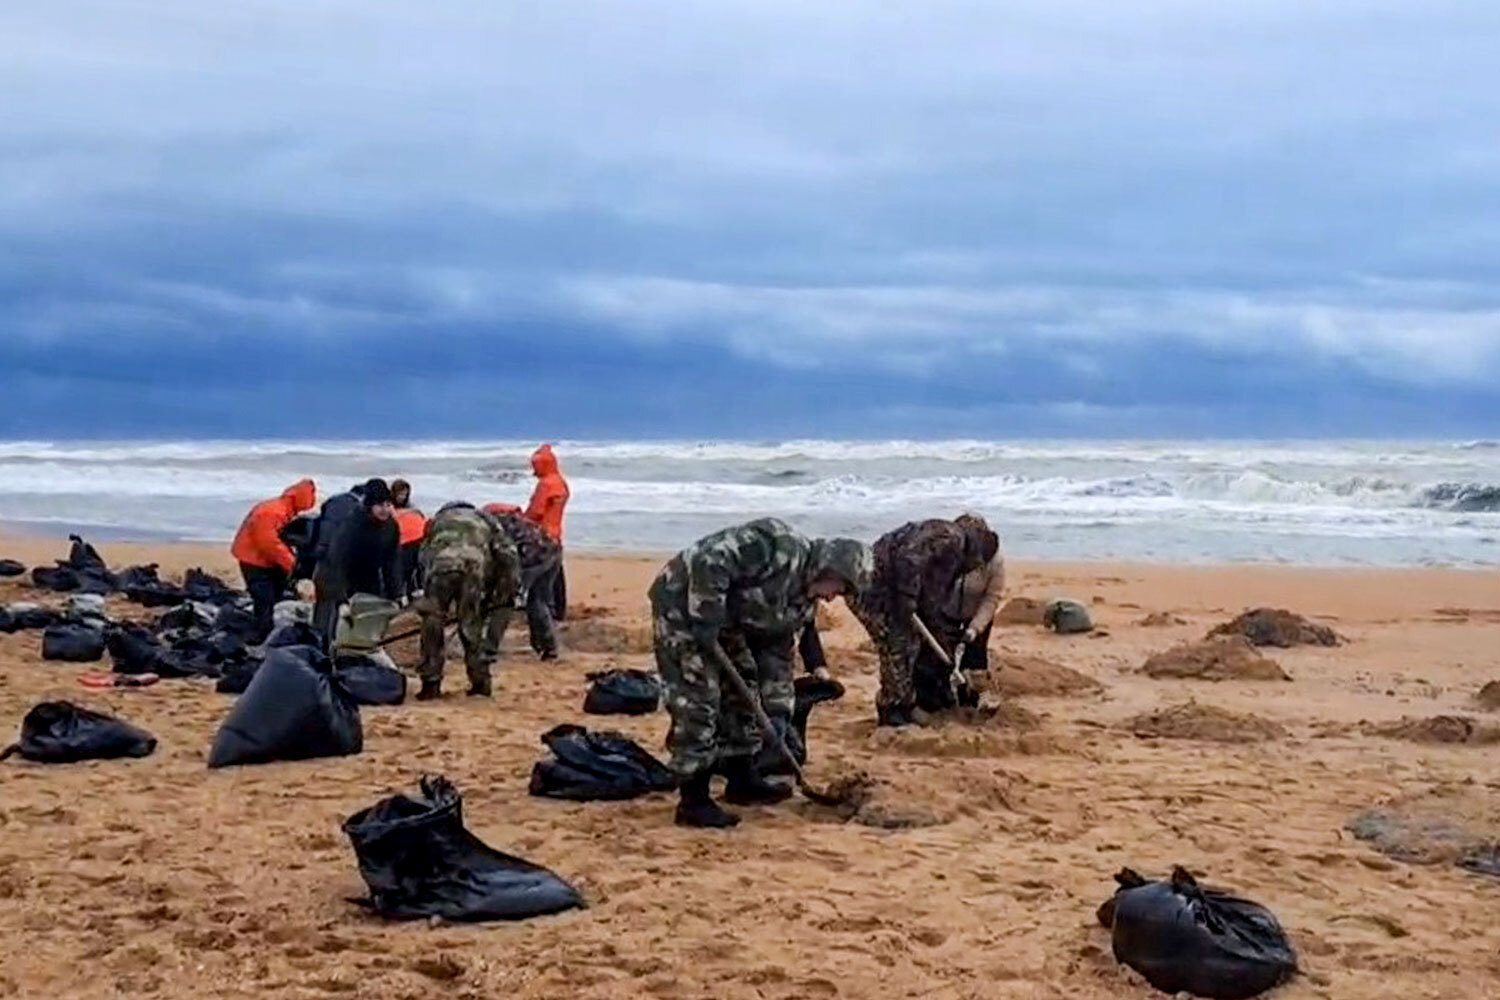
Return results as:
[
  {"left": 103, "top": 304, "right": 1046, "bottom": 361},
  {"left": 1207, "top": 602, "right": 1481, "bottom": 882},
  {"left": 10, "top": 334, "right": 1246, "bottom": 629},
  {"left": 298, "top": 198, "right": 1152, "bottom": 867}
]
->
[{"left": 2, "top": 533, "right": 1500, "bottom": 999}]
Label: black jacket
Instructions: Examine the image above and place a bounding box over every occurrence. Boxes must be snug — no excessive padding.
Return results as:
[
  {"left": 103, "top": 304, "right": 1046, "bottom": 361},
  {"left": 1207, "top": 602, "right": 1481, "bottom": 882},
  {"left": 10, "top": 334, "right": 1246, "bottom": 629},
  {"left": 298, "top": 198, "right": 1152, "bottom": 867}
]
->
[
  {"left": 314, "top": 508, "right": 402, "bottom": 601},
  {"left": 312, "top": 492, "right": 364, "bottom": 565}
]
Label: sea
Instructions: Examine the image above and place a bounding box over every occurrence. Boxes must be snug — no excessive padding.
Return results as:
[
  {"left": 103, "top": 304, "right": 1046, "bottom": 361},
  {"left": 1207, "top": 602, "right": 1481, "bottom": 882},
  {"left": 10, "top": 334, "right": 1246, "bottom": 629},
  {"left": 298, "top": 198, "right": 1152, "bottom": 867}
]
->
[{"left": 0, "top": 440, "right": 1498, "bottom": 567}]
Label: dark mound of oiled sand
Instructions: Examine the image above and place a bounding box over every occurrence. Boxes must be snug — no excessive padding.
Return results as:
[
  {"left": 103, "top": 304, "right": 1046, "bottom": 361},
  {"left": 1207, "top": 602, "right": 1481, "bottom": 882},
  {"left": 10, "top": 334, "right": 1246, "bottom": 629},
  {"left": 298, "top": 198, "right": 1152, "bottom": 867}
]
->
[
  {"left": 1141, "top": 636, "right": 1291, "bottom": 682},
  {"left": 1349, "top": 785, "right": 1500, "bottom": 876},
  {"left": 986, "top": 653, "right": 1103, "bottom": 698},
  {"left": 1208, "top": 607, "right": 1343, "bottom": 648},
  {"left": 1474, "top": 681, "right": 1500, "bottom": 711},
  {"left": 1126, "top": 700, "right": 1287, "bottom": 743},
  {"left": 1364, "top": 715, "right": 1500, "bottom": 745},
  {"left": 996, "top": 597, "right": 1047, "bottom": 626}
]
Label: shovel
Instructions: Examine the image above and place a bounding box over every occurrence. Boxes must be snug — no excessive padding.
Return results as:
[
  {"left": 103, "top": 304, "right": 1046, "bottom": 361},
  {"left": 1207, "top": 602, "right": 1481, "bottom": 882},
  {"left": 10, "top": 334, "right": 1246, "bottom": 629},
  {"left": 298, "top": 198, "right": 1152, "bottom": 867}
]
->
[
  {"left": 910, "top": 613, "right": 976, "bottom": 707},
  {"left": 705, "top": 642, "right": 858, "bottom": 807}
]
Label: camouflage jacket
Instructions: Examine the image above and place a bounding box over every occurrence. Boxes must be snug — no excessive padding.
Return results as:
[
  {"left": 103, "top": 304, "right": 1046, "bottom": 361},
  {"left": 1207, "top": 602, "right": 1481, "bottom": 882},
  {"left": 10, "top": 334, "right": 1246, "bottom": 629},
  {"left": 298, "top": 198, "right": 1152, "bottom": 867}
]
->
[
  {"left": 650, "top": 517, "right": 817, "bottom": 638},
  {"left": 493, "top": 512, "right": 561, "bottom": 573},
  {"left": 870, "top": 518, "right": 988, "bottom": 620},
  {"left": 422, "top": 503, "right": 520, "bottom": 596}
]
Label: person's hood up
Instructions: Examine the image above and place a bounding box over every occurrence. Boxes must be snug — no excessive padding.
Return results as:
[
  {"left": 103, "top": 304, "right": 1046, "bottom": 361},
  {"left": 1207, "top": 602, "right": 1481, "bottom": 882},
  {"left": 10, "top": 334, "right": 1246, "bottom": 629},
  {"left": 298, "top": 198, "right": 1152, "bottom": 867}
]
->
[
  {"left": 282, "top": 479, "right": 316, "bottom": 514},
  {"left": 955, "top": 513, "right": 999, "bottom": 572},
  {"left": 390, "top": 478, "right": 412, "bottom": 508},
  {"left": 530, "top": 444, "right": 559, "bottom": 478},
  {"left": 806, "top": 537, "right": 873, "bottom": 597}
]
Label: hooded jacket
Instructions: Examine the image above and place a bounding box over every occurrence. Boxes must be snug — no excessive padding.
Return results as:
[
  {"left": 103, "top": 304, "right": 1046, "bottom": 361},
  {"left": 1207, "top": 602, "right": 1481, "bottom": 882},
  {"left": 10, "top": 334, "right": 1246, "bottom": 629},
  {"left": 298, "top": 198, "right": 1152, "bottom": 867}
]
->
[
  {"left": 524, "top": 444, "right": 570, "bottom": 544},
  {"left": 394, "top": 507, "right": 428, "bottom": 547},
  {"left": 230, "top": 480, "right": 316, "bottom": 573}
]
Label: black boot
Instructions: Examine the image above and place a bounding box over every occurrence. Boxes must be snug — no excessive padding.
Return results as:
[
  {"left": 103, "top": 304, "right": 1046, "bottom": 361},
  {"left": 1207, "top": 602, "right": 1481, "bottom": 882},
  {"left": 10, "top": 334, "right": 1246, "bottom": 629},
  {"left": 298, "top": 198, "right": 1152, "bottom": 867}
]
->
[
  {"left": 674, "top": 771, "right": 739, "bottom": 828},
  {"left": 416, "top": 679, "right": 442, "bottom": 701},
  {"left": 466, "top": 680, "right": 492, "bottom": 698},
  {"left": 723, "top": 755, "right": 793, "bottom": 806},
  {"left": 877, "top": 702, "right": 916, "bottom": 728}
]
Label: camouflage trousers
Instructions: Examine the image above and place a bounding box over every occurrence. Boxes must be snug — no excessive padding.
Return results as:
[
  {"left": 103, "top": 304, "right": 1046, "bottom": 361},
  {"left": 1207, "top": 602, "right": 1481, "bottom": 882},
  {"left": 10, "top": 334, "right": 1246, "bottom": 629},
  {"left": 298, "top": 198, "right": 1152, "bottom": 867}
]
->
[
  {"left": 418, "top": 569, "right": 512, "bottom": 689},
  {"left": 652, "top": 618, "right": 795, "bottom": 777},
  {"left": 849, "top": 595, "right": 957, "bottom": 715}
]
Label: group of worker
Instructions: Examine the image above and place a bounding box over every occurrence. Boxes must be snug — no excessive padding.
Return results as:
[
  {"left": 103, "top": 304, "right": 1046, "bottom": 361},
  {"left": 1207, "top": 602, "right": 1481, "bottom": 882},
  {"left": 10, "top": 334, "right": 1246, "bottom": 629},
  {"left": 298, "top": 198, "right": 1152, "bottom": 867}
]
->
[
  {"left": 229, "top": 444, "right": 572, "bottom": 700},
  {"left": 232, "top": 444, "right": 1008, "bottom": 829},
  {"left": 649, "top": 513, "right": 1004, "bottom": 827}
]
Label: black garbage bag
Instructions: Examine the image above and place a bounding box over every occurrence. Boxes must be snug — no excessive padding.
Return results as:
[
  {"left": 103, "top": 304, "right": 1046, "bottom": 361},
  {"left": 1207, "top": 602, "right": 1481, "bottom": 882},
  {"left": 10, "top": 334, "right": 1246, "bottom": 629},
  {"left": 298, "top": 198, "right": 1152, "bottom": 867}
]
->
[
  {"left": 582, "top": 669, "right": 662, "bottom": 715},
  {"left": 0, "top": 559, "right": 25, "bottom": 577},
  {"left": 0, "top": 604, "right": 61, "bottom": 633},
  {"left": 1, "top": 701, "right": 156, "bottom": 764},
  {"left": 184, "top": 568, "right": 242, "bottom": 605},
  {"left": 126, "top": 582, "right": 190, "bottom": 608},
  {"left": 158, "top": 601, "right": 215, "bottom": 632},
  {"left": 756, "top": 676, "right": 846, "bottom": 777},
  {"left": 265, "top": 621, "right": 323, "bottom": 649},
  {"left": 32, "top": 565, "right": 80, "bottom": 592},
  {"left": 207, "top": 645, "right": 361, "bottom": 767},
  {"left": 115, "top": 564, "right": 161, "bottom": 590},
  {"left": 1102, "top": 867, "right": 1297, "bottom": 1000},
  {"left": 529, "top": 724, "right": 677, "bottom": 801},
  {"left": 41, "top": 623, "right": 107, "bottom": 662},
  {"left": 65, "top": 534, "right": 106, "bottom": 572},
  {"left": 148, "top": 631, "right": 223, "bottom": 679},
  {"left": 213, "top": 602, "right": 258, "bottom": 640},
  {"left": 63, "top": 535, "right": 118, "bottom": 593},
  {"left": 333, "top": 655, "right": 408, "bottom": 706},
  {"left": 215, "top": 659, "right": 263, "bottom": 695},
  {"left": 105, "top": 623, "right": 167, "bottom": 674},
  {"left": 344, "top": 775, "right": 583, "bottom": 922}
]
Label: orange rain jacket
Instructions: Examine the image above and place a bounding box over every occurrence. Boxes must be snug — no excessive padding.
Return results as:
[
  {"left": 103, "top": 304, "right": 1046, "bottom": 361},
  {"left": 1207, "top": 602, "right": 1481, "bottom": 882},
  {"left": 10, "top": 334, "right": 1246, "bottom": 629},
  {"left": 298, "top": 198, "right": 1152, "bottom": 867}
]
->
[
  {"left": 395, "top": 507, "right": 429, "bottom": 547},
  {"left": 231, "top": 479, "right": 317, "bottom": 573},
  {"left": 524, "top": 444, "right": 570, "bottom": 543}
]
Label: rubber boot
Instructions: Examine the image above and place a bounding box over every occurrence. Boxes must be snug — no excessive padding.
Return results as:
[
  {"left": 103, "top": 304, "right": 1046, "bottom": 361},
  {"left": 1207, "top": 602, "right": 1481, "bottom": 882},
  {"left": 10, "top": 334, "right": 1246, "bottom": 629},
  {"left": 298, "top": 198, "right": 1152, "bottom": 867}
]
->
[
  {"left": 674, "top": 771, "right": 739, "bottom": 828},
  {"left": 723, "top": 755, "right": 793, "bottom": 806},
  {"left": 466, "top": 680, "right": 492, "bottom": 698},
  {"left": 416, "top": 679, "right": 442, "bottom": 701},
  {"left": 876, "top": 701, "right": 916, "bottom": 728}
]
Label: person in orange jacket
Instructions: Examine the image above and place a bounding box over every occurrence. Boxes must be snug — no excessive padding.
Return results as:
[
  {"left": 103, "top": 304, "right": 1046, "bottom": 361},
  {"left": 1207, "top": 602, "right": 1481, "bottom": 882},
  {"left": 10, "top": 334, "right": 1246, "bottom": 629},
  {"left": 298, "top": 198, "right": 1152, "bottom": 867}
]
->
[
  {"left": 524, "top": 444, "right": 570, "bottom": 620},
  {"left": 231, "top": 479, "right": 317, "bottom": 641},
  {"left": 390, "top": 479, "right": 428, "bottom": 598}
]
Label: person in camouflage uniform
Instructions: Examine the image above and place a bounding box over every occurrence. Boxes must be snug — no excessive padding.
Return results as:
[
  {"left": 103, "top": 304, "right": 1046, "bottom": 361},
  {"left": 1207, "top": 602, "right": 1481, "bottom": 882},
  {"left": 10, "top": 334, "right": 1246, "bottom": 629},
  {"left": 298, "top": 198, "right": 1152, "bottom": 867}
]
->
[
  {"left": 850, "top": 514, "right": 1000, "bottom": 727},
  {"left": 490, "top": 511, "right": 564, "bottom": 660},
  {"left": 414, "top": 503, "right": 521, "bottom": 700},
  {"left": 649, "top": 517, "right": 871, "bottom": 828}
]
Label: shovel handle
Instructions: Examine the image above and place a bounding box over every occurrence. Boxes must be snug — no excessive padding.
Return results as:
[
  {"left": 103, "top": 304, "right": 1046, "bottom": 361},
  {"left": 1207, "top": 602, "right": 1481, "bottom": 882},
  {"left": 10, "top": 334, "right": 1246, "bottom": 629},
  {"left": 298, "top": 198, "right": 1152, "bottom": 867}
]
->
[{"left": 706, "top": 642, "right": 812, "bottom": 790}]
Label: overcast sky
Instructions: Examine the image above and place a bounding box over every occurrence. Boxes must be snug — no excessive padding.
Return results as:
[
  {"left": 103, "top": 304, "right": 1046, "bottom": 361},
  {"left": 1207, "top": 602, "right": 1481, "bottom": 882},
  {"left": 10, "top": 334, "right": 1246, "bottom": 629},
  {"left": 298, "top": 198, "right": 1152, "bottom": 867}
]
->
[{"left": 3, "top": 1, "right": 1499, "bottom": 438}]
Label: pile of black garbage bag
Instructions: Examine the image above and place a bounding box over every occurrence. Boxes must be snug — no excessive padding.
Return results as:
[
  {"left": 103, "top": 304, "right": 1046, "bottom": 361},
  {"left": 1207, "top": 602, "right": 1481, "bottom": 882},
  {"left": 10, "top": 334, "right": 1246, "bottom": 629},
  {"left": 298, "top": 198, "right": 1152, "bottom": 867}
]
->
[
  {"left": 1, "top": 701, "right": 157, "bottom": 764},
  {"left": 345, "top": 775, "right": 583, "bottom": 922},
  {"left": 1097, "top": 866, "right": 1298, "bottom": 999},
  {"left": 215, "top": 622, "right": 406, "bottom": 706},
  {"left": 21, "top": 533, "right": 246, "bottom": 610},
  {"left": 105, "top": 598, "right": 260, "bottom": 679},
  {"left": 0, "top": 558, "right": 25, "bottom": 577}
]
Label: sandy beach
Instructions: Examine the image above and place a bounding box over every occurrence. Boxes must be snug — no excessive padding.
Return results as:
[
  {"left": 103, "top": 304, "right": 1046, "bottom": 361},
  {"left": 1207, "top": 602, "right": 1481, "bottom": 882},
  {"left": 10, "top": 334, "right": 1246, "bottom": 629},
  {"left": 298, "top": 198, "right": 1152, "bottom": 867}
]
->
[{"left": 2, "top": 532, "right": 1500, "bottom": 1000}]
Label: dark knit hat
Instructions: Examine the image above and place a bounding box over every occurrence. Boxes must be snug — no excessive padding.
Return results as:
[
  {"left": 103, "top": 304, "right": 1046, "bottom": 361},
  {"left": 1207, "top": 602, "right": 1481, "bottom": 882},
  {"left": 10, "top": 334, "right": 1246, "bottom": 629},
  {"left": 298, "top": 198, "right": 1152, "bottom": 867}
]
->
[{"left": 361, "top": 478, "right": 392, "bottom": 507}]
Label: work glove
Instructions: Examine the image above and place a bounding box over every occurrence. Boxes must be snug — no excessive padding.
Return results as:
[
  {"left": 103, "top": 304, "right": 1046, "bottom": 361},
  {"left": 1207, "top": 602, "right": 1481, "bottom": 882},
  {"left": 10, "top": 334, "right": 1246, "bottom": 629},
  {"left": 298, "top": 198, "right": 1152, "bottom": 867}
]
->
[
  {"left": 294, "top": 579, "right": 316, "bottom": 602},
  {"left": 961, "top": 626, "right": 978, "bottom": 644},
  {"left": 810, "top": 666, "right": 833, "bottom": 682}
]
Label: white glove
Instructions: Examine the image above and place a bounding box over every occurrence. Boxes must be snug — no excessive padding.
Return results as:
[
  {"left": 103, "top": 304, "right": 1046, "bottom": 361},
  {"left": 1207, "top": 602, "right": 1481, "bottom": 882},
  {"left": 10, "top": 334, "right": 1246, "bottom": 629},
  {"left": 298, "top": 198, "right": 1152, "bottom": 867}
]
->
[{"left": 295, "top": 579, "right": 316, "bottom": 602}]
